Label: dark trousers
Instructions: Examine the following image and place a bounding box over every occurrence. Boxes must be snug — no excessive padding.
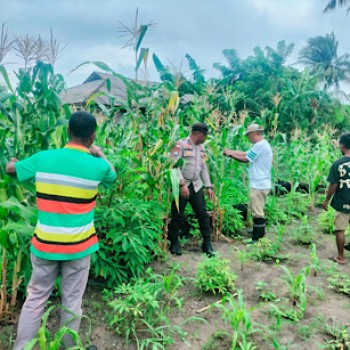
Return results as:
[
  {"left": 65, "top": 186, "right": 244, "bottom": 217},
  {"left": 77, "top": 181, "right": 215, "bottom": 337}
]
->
[{"left": 168, "top": 184, "right": 211, "bottom": 241}]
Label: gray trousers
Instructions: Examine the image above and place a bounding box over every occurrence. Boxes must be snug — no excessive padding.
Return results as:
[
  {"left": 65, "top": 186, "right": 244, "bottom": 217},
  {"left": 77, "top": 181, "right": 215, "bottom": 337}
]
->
[{"left": 13, "top": 253, "right": 91, "bottom": 350}]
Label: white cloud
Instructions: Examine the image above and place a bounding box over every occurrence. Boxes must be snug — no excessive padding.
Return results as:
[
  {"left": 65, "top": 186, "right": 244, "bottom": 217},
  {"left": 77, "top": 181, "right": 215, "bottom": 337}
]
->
[{"left": 0, "top": 0, "right": 349, "bottom": 90}]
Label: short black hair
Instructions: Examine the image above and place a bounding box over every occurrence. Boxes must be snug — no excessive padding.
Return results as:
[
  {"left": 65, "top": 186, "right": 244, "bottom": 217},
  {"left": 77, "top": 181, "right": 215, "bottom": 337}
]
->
[
  {"left": 191, "top": 122, "right": 209, "bottom": 135},
  {"left": 69, "top": 111, "right": 97, "bottom": 140},
  {"left": 340, "top": 133, "right": 350, "bottom": 149}
]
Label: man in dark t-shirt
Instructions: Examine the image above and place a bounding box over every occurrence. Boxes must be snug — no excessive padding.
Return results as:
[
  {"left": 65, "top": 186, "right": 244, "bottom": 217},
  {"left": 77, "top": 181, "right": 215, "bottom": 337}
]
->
[{"left": 323, "top": 133, "right": 350, "bottom": 264}]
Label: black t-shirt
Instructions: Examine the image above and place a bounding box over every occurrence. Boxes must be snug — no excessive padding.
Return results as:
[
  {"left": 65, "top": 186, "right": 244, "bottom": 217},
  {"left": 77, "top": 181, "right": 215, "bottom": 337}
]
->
[{"left": 328, "top": 156, "right": 350, "bottom": 213}]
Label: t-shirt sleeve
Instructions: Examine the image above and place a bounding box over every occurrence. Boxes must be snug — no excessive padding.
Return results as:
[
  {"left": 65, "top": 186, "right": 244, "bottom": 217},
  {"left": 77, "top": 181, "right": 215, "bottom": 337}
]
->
[
  {"left": 246, "top": 144, "right": 260, "bottom": 163},
  {"left": 327, "top": 162, "right": 339, "bottom": 184},
  {"left": 101, "top": 164, "right": 116, "bottom": 187},
  {"left": 15, "top": 153, "right": 41, "bottom": 182}
]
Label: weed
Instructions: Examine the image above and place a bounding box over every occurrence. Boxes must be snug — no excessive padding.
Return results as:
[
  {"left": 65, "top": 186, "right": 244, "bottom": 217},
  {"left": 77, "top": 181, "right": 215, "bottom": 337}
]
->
[
  {"left": 255, "top": 281, "right": 278, "bottom": 302},
  {"left": 103, "top": 268, "right": 189, "bottom": 347},
  {"left": 246, "top": 237, "right": 286, "bottom": 263},
  {"left": 300, "top": 315, "right": 350, "bottom": 349},
  {"left": 195, "top": 253, "right": 237, "bottom": 295},
  {"left": 291, "top": 215, "right": 316, "bottom": 245},
  {"left": 328, "top": 272, "right": 350, "bottom": 296}
]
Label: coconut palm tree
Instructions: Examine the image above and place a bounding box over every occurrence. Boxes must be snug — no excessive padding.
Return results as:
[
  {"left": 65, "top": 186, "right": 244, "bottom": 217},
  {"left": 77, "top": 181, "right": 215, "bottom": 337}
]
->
[
  {"left": 298, "top": 32, "right": 350, "bottom": 90},
  {"left": 324, "top": 0, "right": 350, "bottom": 13}
]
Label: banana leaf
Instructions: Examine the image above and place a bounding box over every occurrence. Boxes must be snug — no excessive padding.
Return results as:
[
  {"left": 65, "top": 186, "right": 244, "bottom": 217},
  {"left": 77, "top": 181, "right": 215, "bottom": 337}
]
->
[{"left": 170, "top": 169, "right": 180, "bottom": 212}]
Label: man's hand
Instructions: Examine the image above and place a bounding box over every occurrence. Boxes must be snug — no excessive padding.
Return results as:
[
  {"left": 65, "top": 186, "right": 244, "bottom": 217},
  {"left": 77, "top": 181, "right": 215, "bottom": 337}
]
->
[
  {"left": 6, "top": 157, "right": 19, "bottom": 175},
  {"left": 223, "top": 149, "right": 233, "bottom": 157},
  {"left": 322, "top": 200, "right": 329, "bottom": 211},
  {"left": 207, "top": 188, "right": 214, "bottom": 200},
  {"left": 90, "top": 145, "right": 103, "bottom": 157},
  {"left": 89, "top": 145, "right": 116, "bottom": 173},
  {"left": 180, "top": 185, "right": 190, "bottom": 199}
]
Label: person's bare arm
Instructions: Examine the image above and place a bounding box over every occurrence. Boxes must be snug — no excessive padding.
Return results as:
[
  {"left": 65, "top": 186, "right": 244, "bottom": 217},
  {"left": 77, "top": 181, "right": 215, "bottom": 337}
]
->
[
  {"left": 223, "top": 149, "right": 249, "bottom": 163},
  {"left": 90, "top": 146, "right": 116, "bottom": 173},
  {"left": 6, "top": 158, "right": 19, "bottom": 175},
  {"left": 322, "top": 183, "right": 338, "bottom": 211}
]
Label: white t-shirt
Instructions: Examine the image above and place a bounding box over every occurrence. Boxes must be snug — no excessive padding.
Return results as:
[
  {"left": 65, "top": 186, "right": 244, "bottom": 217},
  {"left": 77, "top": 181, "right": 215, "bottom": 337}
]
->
[{"left": 246, "top": 139, "right": 272, "bottom": 189}]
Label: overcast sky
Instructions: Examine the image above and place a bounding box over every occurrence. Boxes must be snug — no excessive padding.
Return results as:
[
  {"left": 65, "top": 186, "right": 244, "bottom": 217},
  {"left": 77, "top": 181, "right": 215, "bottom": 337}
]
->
[{"left": 1, "top": 0, "right": 350, "bottom": 89}]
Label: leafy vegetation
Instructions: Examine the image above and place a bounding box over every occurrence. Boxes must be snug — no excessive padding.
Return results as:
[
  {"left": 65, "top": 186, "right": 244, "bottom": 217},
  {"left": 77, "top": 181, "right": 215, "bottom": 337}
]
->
[
  {"left": 0, "top": 22, "right": 350, "bottom": 349},
  {"left": 195, "top": 254, "right": 237, "bottom": 295}
]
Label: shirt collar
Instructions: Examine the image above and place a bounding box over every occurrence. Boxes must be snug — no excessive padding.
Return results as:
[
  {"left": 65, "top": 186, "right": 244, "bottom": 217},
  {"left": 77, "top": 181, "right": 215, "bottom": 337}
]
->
[{"left": 64, "top": 142, "right": 90, "bottom": 154}]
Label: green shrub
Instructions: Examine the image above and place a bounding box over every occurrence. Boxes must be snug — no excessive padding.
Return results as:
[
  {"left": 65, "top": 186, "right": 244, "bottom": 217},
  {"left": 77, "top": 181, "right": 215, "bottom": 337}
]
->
[
  {"left": 318, "top": 207, "right": 335, "bottom": 234},
  {"left": 103, "top": 268, "right": 185, "bottom": 348},
  {"left": 246, "top": 237, "right": 285, "bottom": 262},
  {"left": 92, "top": 196, "right": 163, "bottom": 287},
  {"left": 195, "top": 254, "right": 237, "bottom": 294}
]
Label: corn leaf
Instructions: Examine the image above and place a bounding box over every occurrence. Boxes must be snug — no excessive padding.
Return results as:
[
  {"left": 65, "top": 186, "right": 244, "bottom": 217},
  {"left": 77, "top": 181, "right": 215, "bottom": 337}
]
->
[{"left": 170, "top": 169, "right": 180, "bottom": 212}]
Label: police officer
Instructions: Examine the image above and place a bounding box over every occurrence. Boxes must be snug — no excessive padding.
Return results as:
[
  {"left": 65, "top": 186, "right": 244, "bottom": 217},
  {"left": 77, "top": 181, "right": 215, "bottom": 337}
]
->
[{"left": 169, "top": 122, "right": 215, "bottom": 256}]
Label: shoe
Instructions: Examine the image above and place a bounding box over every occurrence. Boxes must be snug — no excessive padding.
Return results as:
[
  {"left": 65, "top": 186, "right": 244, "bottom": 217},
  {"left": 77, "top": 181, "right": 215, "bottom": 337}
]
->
[
  {"left": 202, "top": 237, "right": 215, "bottom": 257},
  {"left": 170, "top": 239, "right": 182, "bottom": 256}
]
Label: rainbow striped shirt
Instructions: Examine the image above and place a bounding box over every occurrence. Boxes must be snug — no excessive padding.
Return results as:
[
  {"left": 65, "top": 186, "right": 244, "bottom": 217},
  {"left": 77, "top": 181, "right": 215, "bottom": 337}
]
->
[{"left": 15, "top": 143, "right": 116, "bottom": 261}]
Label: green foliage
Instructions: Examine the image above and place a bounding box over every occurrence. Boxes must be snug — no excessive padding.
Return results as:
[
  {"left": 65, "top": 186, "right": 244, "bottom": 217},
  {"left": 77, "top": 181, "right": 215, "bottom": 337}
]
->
[
  {"left": 246, "top": 237, "right": 285, "bottom": 262},
  {"left": 195, "top": 254, "right": 237, "bottom": 295},
  {"left": 291, "top": 215, "right": 317, "bottom": 245},
  {"left": 103, "top": 268, "right": 188, "bottom": 348},
  {"left": 215, "top": 290, "right": 257, "bottom": 350},
  {"left": 255, "top": 281, "right": 278, "bottom": 302},
  {"left": 92, "top": 196, "right": 163, "bottom": 287},
  {"left": 319, "top": 207, "right": 336, "bottom": 234},
  {"left": 299, "top": 315, "right": 350, "bottom": 349},
  {"left": 328, "top": 272, "right": 350, "bottom": 296},
  {"left": 280, "top": 266, "right": 310, "bottom": 305},
  {"left": 309, "top": 243, "right": 320, "bottom": 276},
  {"left": 23, "top": 305, "right": 85, "bottom": 350},
  {"left": 265, "top": 196, "right": 289, "bottom": 225},
  {"left": 269, "top": 266, "right": 310, "bottom": 322}
]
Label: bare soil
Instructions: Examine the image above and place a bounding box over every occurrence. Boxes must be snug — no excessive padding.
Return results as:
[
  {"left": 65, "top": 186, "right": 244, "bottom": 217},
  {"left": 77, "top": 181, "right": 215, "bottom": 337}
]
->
[{"left": 1, "top": 208, "right": 350, "bottom": 350}]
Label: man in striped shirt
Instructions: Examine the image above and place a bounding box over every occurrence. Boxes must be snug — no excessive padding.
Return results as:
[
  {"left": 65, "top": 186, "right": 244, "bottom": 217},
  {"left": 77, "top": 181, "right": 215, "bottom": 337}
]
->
[
  {"left": 224, "top": 123, "right": 272, "bottom": 243},
  {"left": 6, "top": 111, "right": 116, "bottom": 349}
]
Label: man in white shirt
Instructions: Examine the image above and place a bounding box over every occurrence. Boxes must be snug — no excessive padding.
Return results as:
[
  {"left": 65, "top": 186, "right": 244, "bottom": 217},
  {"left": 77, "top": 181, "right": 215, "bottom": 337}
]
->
[{"left": 224, "top": 123, "right": 273, "bottom": 242}]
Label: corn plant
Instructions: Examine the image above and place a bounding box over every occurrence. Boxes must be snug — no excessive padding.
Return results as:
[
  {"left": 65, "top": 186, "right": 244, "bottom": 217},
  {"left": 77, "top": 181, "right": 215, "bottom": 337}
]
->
[
  {"left": 23, "top": 305, "right": 84, "bottom": 350},
  {"left": 280, "top": 266, "right": 310, "bottom": 306},
  {"left": 215, "top": 290, "right": 257, "bottom": 350},
  {"left": 235, "top": 247, "right": 247, "bottom": 271},
  {"left": 309, "top": 243, "right": 320, "bottom": 276},
  {"left": 0, "top": 197, "right": 37, "bottom": 320}
]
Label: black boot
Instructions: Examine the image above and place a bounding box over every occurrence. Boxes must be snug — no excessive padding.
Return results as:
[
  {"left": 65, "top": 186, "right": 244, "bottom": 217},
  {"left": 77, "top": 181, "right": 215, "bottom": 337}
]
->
[
  {"left": 170, "top": 237, "right": 182, "bottom": 256},
  {"left": 202, "top": 236, "right": 215, "bottom": 257},
  {"left": 251, "top": 217, "right": 266, "bottom": 242}
]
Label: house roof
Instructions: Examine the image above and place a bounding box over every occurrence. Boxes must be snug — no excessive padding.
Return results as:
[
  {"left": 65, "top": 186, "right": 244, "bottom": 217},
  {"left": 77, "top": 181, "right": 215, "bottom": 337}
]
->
[
  {"left": 60, "top": 71, "right": 155, "bottom": 106},
  {"left": 60, "top": 71, "right": 194, "bottom": 107}
]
